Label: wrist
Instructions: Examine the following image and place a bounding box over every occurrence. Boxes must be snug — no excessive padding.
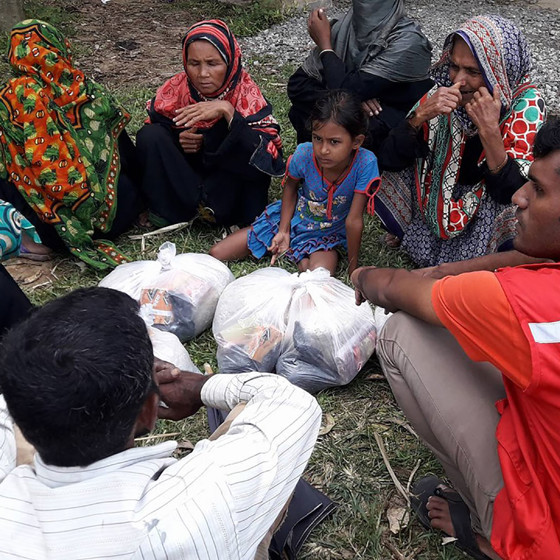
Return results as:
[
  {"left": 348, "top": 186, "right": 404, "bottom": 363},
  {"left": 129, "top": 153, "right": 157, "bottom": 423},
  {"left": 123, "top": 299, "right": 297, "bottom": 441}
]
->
[{"left": 407, "top": 109, "right": 425, "bottom": 130}]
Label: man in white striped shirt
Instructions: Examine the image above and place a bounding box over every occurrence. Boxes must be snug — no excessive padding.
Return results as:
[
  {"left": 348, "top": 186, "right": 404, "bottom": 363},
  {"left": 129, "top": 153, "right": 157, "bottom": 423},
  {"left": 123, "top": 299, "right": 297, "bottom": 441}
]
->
[{"left": 0, "top": 287, "right": 321, "bottom": 559}]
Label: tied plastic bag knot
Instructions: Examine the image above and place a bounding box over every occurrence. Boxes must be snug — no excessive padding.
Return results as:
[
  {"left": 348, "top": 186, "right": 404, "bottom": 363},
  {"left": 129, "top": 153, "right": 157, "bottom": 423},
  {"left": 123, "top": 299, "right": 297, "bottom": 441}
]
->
[
  {"left": 99, "top": 243, "right": 234, "bottom": 342},
  {"left": 157, "top": 241, "right": 177, "bottom": 270}
]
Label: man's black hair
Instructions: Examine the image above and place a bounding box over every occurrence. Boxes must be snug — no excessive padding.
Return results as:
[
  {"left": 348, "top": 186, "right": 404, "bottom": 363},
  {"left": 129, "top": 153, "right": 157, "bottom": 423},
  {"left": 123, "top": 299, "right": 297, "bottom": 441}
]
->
[
  {"left": 307, "top": 89, "right": 368, "bottom": 138},
  {"left": 533, "top": 118, "right": 560, "bottom": 159},
  {"left": 0, "top": 287, "right": 156, "bottom": 467}
]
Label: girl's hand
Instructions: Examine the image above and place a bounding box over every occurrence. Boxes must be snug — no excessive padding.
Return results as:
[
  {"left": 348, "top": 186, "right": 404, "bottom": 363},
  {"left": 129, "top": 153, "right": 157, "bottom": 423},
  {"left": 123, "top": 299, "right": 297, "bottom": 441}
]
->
[
  {"left": 174, "top": 101, "right": 235, "bottom": 129},
  {"left": 268, "top": 231, "right": 290, "bottom": 265},
  {"left": 308, "top": 8, "right": 331, "bottom": 51},
  {"left": 465, "top": 85, "right": 502, "bottom": 136},
  {"left": 179, "top": 128, "right": 203, "bottom": 153}
]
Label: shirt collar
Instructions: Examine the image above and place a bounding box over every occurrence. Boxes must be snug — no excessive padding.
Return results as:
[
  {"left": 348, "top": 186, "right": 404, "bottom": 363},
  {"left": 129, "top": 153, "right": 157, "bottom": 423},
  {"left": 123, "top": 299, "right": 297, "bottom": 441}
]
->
[{"left": 33, "top": 441, "right": 177, "bottom": 488}]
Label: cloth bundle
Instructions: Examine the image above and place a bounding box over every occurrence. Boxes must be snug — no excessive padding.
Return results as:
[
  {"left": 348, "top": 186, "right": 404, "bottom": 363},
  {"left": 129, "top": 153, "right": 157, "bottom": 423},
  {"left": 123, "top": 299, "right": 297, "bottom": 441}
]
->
[
  {"left": 99, "top": 242, "right": 234, "bottom": 341},
  {"left": 213, "top": 267, "right": 377, "bottom": 392}
]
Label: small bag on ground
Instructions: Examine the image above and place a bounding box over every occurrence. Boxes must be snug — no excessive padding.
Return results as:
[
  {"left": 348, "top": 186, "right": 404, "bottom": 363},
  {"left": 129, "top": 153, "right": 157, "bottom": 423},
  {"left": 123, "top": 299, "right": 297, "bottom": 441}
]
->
[
  {"left": 276, "top": 268, "right": 377, "bottom": 393},
  {"left": 100, "top": 242, "right": 234, "bottom": 341},
  {"left": 213, "top": 268, "right": 296, "bottom": 373}
]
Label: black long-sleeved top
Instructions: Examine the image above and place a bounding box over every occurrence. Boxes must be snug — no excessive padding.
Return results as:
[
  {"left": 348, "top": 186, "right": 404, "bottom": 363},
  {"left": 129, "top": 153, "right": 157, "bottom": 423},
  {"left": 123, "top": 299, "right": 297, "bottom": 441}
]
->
[{"left": 287, "top": 51, "right": 433, "bottom": 149}]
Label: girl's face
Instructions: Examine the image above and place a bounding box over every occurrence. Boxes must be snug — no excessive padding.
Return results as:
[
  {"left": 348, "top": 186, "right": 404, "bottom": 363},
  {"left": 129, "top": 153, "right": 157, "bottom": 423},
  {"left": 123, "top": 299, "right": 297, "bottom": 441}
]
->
[
  {"left": 186, "top": 40, "right": 228, "bottom": 96},
  {"left": 312, "top": 120, "right": 364, "bottom": 173}
]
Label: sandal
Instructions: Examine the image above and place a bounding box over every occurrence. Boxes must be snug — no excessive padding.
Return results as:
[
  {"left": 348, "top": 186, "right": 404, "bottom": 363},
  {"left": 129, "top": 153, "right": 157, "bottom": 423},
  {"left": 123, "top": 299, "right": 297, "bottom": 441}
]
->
[{"left": 410, "top": 476, "right": 491, "bottom": 560}]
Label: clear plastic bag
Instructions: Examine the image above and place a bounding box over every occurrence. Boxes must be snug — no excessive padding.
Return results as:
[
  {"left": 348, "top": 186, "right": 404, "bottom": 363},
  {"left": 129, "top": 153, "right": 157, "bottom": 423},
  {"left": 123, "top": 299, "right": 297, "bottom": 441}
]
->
[
  {"left": 98, "top": 241, "right": 176, "bottom": 300},
  {"left": 213, "top": 267, "right": 296, "bottom": 373},
  {"left": 148, "top": 327, "right": 201, "bottom": 373},
  {"left": 276, "top": 268, "right": 377, "bottom": 393},
  {"left": 99, "top": 242, "right": 234, "bottom": 341}
]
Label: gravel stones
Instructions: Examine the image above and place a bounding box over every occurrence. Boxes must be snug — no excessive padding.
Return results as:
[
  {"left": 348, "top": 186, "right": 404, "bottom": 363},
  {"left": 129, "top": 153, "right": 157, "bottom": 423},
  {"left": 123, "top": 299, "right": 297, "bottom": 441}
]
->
[{"left": 239, "top": 0, "right": 560, "bottom": 115}]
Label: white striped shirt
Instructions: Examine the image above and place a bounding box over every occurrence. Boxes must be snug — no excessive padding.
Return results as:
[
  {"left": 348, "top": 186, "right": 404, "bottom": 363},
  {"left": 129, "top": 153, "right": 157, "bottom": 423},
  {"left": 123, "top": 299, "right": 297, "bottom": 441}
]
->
[{"left": 0, "top": 372, "right": 321, "bottom": 559}]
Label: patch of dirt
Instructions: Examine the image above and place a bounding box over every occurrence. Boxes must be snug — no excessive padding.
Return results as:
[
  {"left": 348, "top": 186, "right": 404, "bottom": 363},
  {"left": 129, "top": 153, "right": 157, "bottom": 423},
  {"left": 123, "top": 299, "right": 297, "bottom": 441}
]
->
[
  {"left": 4, "top": 258, "right": 57, "bottom": 291},
  {"left": 70, "top": 0, "right": 200, "bottom": 88}
]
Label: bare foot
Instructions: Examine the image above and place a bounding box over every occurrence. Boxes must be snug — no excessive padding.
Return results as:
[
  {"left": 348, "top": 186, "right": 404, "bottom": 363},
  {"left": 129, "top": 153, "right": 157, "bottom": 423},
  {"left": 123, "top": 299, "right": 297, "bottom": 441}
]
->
[
  {"left": 427, "top": 489, "right": 503, "bottom": 560},
  {"left": 21, "top": 233, "right": 51, "bottom": 256}
]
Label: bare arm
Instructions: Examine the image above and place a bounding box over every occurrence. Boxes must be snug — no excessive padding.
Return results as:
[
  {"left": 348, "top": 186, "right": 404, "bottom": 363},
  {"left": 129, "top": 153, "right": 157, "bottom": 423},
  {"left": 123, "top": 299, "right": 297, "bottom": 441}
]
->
[
  {"left": 345, "top": 193, "right": 367, "bottom": 276},
  {"left": 415, "top": 250, "right": 549, "bottom": 279},
  {"left": 351, "top": 266, "right": 442, "bottom": 325},
  {"left": 269, "top": 176, "right": 299, "bottom": 265}
]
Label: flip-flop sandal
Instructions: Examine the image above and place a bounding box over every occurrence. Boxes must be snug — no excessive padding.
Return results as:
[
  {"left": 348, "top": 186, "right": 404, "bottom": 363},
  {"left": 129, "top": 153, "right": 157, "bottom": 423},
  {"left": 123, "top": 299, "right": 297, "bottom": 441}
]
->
[{"left": 410, "top": 476, "right": 491, "bottom": 560}]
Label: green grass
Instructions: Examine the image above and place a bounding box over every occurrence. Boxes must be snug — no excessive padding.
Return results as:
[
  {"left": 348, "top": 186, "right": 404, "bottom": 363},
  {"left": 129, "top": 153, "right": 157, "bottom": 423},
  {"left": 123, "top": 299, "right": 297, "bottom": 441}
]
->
[
  {"left": 163, "top": 0, "right": 295, "bottom": 37},
  {"left": 5, "top": 3, "right": 466, "bottom": 558}
]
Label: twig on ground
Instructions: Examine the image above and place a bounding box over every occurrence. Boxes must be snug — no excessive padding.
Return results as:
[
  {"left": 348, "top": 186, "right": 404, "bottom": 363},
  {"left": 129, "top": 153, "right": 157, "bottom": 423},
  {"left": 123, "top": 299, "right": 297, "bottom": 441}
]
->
[
  {"left": 407, "top": 459, "right": 422, "bottom": 494},
  {"left": 374, "top": 432, "right": 410, "bottom": 505},
  {"left": 135, "top": 432, "right": 181, "bottom": 442}
]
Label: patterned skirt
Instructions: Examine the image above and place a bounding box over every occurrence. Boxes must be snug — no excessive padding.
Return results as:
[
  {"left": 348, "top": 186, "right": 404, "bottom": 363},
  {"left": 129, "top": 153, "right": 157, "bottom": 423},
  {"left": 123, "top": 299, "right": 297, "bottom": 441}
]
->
[
  {"left": 247, "top": 200, "right": 346, "bottom": 263},
  {"left": 375, "top": 168, "right": 517, "bottom": 267}
]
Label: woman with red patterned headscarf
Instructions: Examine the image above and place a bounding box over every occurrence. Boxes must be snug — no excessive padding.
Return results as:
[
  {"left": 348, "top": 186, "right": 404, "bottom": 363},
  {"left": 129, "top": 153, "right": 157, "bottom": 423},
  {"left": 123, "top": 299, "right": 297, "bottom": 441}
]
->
[
  {"left": 374, "top": 15, "right": 546, "bottom": 274},
  {"left": 136, "top": 19, "right": 285, "bottom": 228}
]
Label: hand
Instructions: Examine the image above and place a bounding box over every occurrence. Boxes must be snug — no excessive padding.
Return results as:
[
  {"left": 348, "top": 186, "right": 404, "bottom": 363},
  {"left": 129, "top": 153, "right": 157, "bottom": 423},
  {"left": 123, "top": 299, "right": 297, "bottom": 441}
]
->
[
  {"left": 308, "top": 8, "right": 331, "bottom": 51},
  {"left": 411, "top": 82, "right": 463, "bottom": 125},
  {"left": 173, "top": 100, "right": 235, "bottom": 129},
  {"left": 465, "top": 85, "right": 502, "bottom": 135},
  {"left": 362, "top": 98, "right": 382, "bottom": 117},
  {"left": 155, "top": 367, "right": 209, "bottom": 421},
  {"left": 351, "top": 266, "right": 370, "bottom": 305},
  {"left": 412, "top": 261, "right": 463, "bottom": 279},
  {"left": 179, "top": 128, "right": 203, "bottom": 154},
  {"left": 268, "top": 230, "right": 290, "bottom": 265}
]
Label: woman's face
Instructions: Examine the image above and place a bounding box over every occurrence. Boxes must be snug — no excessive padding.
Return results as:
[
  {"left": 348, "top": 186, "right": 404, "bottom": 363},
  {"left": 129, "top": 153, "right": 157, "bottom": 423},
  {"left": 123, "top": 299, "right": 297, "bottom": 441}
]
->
[
  {"left": 448, "top": 36, "right": 486, "bottom": 106},
  {"left": 185, "top": 40, "right": 228, "bottom": 96}
]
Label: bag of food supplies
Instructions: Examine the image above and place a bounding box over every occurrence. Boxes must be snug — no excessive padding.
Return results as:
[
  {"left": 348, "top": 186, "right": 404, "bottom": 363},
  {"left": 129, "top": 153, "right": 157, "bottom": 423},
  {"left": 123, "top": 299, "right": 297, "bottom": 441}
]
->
[
  {"left": 148, "top": 327, "right": 201, "bottom": 373},
  {"left": 213, "top": 267, "right": 297, "bottom": 373},
  {"left": 275, "top": 268, "right": 377, "bottom": 393},
  {"left": 100, "top": 242, "right": 234, "bottom": 341}
]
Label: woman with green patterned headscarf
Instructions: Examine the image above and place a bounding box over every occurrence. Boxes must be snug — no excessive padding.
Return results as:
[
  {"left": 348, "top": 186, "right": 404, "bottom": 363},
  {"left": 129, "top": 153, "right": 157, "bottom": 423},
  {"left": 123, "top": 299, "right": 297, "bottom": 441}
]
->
[{"left": 0, "top": 20, "right": 143, "bottom": 269}]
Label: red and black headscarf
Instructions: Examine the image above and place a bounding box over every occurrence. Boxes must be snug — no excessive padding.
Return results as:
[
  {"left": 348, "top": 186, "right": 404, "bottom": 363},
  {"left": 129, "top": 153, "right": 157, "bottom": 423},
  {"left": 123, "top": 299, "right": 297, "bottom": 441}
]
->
[{"left": 148, "top": 19, "right": 282, "bottom": 152}]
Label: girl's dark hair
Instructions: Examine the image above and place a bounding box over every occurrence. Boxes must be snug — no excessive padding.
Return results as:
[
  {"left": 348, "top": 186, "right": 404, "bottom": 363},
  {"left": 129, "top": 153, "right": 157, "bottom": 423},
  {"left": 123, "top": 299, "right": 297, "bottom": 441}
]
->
[{"left": 308, "top": 89, "right": 368, "bottom": 138}]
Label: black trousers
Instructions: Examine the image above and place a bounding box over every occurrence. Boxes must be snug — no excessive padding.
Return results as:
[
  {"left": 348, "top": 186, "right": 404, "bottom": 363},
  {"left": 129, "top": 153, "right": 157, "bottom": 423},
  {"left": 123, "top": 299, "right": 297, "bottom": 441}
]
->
[
  {"left": 0, "top": 131, "right": 144, "bottom": 253},
  {"left": 136, "top": 123, "right": 270, "bottom": 227},
  {"left": 0, "top": 265, "right": 32, "bottom": 335}
]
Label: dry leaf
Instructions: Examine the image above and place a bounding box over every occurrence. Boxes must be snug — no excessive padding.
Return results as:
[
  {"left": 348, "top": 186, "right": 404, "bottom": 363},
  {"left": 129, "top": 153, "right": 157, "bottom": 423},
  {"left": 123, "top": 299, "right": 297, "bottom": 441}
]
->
[
  {"left": 442, "top": 536, "right": 458, "bottom": 546},
  {"left": 203, "top": 363, "right": 214, "bottom": 375},
  {"left": 386, "top": 494, "right": 410, "bottom": 534},
  {"left": 318, "top": 413, "right": 335, "bottom": 436},
  {"left": 365, "top": 373, "right": 385, "bottom": 381},
  {"left": 176, "top": 440, "right": 194, "bottom": 452}
]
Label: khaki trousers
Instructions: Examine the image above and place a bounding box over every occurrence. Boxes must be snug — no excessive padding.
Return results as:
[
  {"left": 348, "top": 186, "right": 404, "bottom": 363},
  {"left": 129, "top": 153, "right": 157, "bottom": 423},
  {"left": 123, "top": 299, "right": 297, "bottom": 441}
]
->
[
  {"left": 377, "top": 312, "right": 505, "bottom": 538},
  {"left": 209, "top": 404, "right": 291, "bottom": 560}
]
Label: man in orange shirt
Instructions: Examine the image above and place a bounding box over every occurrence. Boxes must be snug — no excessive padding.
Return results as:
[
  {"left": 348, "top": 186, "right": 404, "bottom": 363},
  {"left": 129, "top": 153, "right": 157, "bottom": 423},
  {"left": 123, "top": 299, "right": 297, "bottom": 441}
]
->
[{"left": 352, "top": 119, "right": 560, "bottom": 560}]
